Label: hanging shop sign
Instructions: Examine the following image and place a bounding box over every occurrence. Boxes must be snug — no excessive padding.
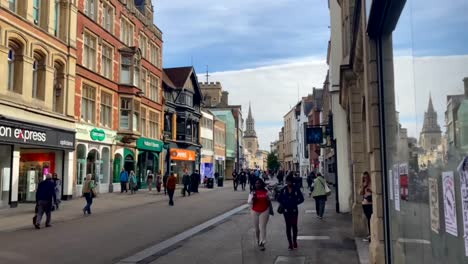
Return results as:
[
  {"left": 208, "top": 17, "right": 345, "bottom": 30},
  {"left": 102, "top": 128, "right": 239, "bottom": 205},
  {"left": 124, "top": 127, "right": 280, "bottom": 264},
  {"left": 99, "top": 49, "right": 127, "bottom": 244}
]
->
[
  {"left": 0, "top": 119, "right": 74, "bottom": 149},
  {"left": 76, "top": 124, "right": 116, "bottom": 144},
  {"left": 170, "top": 149, "right": 196, "bottom": 161},
  {"left": 136, "top": 138, "right": 163, "bottom": 152},
  {"left": 442, "top": 171, "right": 458, "bottom": 237}
]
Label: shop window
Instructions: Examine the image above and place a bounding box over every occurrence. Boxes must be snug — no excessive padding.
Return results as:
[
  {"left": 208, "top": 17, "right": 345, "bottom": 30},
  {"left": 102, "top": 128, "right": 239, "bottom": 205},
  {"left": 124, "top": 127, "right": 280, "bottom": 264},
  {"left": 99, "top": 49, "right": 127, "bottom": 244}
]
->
[
  {"left": 81, "top": 85, "right": 96, "bottom": 124},
  {"left": 141, "top": 107, "right": 147, "bottom": 137},
  {"left": 102, "top": 3, "right": 114, "bottom": 33},
  {"left": 149, "top": 111, "right": 160, "bottom": 139},
  {"left": 100, "top": 92, "right": 112, "bottom": 127},
  {"left": 133, "top": 101, "right": 140, "bottom": 132},
  {"left": 32, "top": 51, "right": 46, "bottom": 101},
  {"left": 149, "top": 74, "right": 159, "bottom": 102},
  {"left": 120, "top": 98, "right": 131, "bottom": 130},
  {"left": 101, "top": 43, "right": 113, "bottom": 79},
  {"left": 7, "top": 40, "right": 23, "bottom": 94},
  {"left": 84, "top": 32, "right": 97, "bottom": 71},
  {"left": 53, "top": 61, "right": 65, "bottom": 114},
  {"left": 85, "top": 0, "right": 97, "bottom": 21}
]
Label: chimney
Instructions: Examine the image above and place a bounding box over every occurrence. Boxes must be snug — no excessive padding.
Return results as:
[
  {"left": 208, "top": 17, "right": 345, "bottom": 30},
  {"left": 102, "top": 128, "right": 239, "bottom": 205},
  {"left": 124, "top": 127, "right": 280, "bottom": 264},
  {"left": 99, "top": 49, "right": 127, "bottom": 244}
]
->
[
  {"left": 464, "top": 77, "right": 468, "bottom": 98},
  {"left": 221, "top": 91, "right": 229, "bottom": 105}
]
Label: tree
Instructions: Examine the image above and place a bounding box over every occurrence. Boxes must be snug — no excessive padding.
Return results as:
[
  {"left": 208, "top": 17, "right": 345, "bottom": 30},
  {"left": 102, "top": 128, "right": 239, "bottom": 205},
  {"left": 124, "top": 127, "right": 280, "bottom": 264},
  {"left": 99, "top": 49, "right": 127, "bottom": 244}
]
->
[{"left": 267, "top": 152, "right": 280, "bottom": 171}]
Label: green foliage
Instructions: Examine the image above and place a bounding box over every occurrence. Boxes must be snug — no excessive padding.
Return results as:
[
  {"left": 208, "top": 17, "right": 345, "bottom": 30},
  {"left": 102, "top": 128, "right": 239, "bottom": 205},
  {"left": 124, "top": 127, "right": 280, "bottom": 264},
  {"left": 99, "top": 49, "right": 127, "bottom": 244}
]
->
[{"left": 267, "top": 152, "right": 280, "bottom": 171}]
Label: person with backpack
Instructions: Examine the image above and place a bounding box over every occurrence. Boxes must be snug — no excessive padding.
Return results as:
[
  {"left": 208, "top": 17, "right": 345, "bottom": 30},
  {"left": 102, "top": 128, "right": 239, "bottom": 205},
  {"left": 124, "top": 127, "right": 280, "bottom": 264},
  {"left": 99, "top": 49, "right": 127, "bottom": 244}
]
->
[
  {"left": 248, "top": 178, "right": 272, "bottom": 251},
  {"left": 278, "top": 174, "right": 305, "bottom": 250},
  {"left": 311, "top": 173, "right": 329, "bottom": 219}
]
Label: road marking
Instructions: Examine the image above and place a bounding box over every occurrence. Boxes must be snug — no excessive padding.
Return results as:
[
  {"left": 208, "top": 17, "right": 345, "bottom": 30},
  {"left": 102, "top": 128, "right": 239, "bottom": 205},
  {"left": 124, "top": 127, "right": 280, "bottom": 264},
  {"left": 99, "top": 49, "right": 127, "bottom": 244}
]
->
[
  {"left": 116, "top": 203, "right": 250, "bottom": 264},
  {"left": 397, "top": 238, "right": 431, "bottom": 245},
  {"left": 297, "top": 235, "right": 330, "bottom": 240},
  {"left": 274, "top": 256, "right": 306, "bottom": 264}
]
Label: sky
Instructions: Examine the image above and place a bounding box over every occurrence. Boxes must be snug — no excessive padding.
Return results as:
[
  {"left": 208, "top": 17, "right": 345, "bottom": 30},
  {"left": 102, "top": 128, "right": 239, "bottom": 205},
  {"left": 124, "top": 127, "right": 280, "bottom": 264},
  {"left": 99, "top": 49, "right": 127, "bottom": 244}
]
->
[{"left": 154, "top": 0, "right": 468, "bottom": 150}]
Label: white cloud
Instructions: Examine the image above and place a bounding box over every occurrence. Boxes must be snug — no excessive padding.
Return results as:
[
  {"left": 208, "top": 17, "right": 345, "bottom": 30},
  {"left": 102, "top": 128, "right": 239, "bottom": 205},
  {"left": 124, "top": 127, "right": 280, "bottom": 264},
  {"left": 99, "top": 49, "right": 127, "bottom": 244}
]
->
[{"left": 201, "top": 58, "right": 328, "bottom": 150}]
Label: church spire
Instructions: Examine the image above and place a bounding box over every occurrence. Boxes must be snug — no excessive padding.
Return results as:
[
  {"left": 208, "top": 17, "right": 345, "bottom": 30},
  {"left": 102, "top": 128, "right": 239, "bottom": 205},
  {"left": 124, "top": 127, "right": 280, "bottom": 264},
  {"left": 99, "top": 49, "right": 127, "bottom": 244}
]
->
[
  {"left": 245, "top": 102, "right": 256, "bottom": 137},
  {"left": 248, "top": 101, "right": 253, "bottom": 119},
  {"left": 428, "top": 93, "right": 435, "bottom": 113}
]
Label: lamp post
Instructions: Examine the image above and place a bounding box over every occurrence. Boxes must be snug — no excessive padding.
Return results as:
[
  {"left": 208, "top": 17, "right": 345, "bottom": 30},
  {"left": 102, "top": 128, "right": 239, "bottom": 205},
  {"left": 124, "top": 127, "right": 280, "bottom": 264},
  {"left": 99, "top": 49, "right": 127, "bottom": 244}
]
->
[{"left": 162, "top": 133, "right": 171, "bottom": 176}]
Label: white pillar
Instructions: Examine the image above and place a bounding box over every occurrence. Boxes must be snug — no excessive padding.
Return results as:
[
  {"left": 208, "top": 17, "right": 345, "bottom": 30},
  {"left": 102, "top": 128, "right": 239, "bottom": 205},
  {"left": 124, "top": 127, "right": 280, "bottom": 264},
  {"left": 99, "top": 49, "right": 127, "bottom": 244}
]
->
[
  {"left": 10, "top": 146, "right": 20, "bottom": 207},
  {"left": 62, "top": 150, "right": 74, "bottom": 200}
]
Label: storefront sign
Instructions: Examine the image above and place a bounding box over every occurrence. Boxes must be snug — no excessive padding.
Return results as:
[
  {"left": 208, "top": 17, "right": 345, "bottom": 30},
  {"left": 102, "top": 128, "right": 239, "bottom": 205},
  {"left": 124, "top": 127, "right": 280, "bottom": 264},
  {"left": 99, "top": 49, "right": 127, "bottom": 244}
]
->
[
  {"left": 457, "top": 157, "right": 468, "bottom": 255},
  {"left": 90, "top": 128, "right": 106, "bottom": 141},
  {"left": 429, "top": 177, "right": 440, "bottom": 234},
  {"left": 170, "top": 149, "right": 196, "bottom": 161},
  {"left": 136, "top": 138, "right": 163, "bottom": 152},
  {"left": 0, "top": 119, "right": 75, "bottom": 149},
  {"left": 442, "top": 171, "right": 458, "bottom": 236}
]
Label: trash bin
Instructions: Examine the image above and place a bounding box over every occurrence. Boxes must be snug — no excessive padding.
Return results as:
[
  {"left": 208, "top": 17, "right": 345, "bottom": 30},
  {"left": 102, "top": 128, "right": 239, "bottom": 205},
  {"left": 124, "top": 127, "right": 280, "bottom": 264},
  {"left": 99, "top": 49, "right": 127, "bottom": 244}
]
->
[
  {"left": 207, "top": 178, "right": 214, "bottom": 189},
  {"left": 217, "top": 177, "right": 224, "bottom": 187}
]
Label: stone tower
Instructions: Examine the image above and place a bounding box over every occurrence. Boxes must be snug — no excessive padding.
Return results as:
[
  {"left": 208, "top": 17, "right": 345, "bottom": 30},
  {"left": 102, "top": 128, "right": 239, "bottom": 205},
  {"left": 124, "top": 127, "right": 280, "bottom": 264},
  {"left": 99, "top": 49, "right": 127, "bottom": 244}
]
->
[
  {"left": 244, "top": 102, "right": 259, "bottom": 156},
  {"left": 420, "top": 95, "right": 442, "bottom": 151}
]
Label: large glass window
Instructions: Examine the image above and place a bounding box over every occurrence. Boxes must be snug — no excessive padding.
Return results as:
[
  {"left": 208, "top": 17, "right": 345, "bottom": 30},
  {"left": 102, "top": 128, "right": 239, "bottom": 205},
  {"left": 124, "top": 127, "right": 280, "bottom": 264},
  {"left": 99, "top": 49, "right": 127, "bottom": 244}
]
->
[
  {"left": 85, "top": 0, "right": 97, "bottom": 21},
  {"left": 100, "top": 92, "right": 112, "bottom": 128},
  {"left": 140, "top": 34, "right": 147, "bottom": 58},
  {"left": 102, "top": 44, "right": 113, "bottom": 79},
  {"left": 120, "top": 98, "right": 131, "bottom": 130},
  {"left": 120, "top": 17, "right": 134, "bottom": 46},
  {"left": 81, "top": 85, "right": 96, "bottom": 124},
  {"left": 149, "top": 74, "right": 159, "bottom": 102},
  {"left": 149, "top": 112, "right": 160, "bottom": 139},
  {"left": 380, "top": 1, "right": 468, "bottom": 263},
  {"left": 120, "top": 53, "right": 140, "bottom": 85},
  {"left": 102, "top": 3, "right": 114, "bottom": 33}
]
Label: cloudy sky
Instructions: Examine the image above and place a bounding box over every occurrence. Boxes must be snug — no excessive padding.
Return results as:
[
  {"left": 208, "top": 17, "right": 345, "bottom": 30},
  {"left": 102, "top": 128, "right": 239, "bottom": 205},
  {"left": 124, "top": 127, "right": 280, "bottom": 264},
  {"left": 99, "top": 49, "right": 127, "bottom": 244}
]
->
[{"left": 154, "top": 0, "right": 468, "bottom": 149}]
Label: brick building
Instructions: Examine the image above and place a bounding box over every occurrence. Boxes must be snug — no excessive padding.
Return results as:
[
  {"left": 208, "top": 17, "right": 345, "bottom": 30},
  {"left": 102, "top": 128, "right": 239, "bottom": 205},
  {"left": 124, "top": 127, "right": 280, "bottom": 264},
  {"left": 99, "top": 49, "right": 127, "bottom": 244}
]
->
[{"left": 74, "top": 0, "right": 164, "bottom": 194}]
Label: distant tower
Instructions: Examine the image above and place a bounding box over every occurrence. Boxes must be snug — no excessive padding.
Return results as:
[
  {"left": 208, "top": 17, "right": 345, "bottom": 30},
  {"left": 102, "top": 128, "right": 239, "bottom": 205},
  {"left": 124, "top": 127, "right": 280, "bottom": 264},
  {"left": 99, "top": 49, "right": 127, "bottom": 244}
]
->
[
  {"left": 244, "top": 102, "right": 259, "bottom": 155},
  {"left": 419, "top": 95, "right": 442, "bottom": 151}
]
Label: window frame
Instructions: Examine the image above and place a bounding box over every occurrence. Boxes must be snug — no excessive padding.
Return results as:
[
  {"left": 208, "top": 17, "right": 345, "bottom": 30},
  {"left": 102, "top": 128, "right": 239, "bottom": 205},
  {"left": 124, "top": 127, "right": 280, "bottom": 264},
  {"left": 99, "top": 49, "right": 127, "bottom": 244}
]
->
[
  {"left": 33, "top": 0, "right": 41, "bottom": 24},
  {"left": 141, "top": 107, "right": 147, "bottom": 137},
  {"left": 102, "top": 2, "right": 114, "bottom": 33},
  {"left": 120, "top": 16, "right": 134, "bottom": 46},
  {"left": 81, "top": 85, "right": 96, "bottom": 124},
  {"left": 149, "top": 111, "right": 160, "bottom": 139},
  {"left": 100, "top": 91, "right": 113, "bottom": 128},
  {"left": 149, "top": 74, "right": 159, "bottom": 102},
  {"left": 83, "top": 32, "right": 97, "bottom": 71},
  {"left": 85, "top": 0, "right": 97, "bottom": 21},
  {"left": 8, "top": 0, "right": 16, "bottom": 12},
  {"left": 101, "top": 43, "right": 113, "bottom": 79},
  {"left": 119, "top": 97, "right": 132, "bottom": 130},
  {"left": 140, "top": 33, "right": 148, "bottom": 58}
]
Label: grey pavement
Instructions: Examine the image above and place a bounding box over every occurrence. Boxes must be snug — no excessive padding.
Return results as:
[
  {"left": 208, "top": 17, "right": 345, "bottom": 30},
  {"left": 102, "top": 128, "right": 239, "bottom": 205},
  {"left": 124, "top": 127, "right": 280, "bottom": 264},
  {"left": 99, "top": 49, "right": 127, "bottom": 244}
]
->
[{"left": 146, "top": 189, "right": 359, "bottom": 264}]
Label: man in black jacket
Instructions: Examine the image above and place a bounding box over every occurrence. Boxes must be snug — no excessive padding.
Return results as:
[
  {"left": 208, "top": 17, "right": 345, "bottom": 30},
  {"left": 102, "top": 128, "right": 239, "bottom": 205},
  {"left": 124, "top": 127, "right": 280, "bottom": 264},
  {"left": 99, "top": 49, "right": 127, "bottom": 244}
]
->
[
  {"left": 190, "top": 170, "right": 200, "bottom": 193},
  {"left": 34, "top": 174, "right": 57, "bottom": 229}
]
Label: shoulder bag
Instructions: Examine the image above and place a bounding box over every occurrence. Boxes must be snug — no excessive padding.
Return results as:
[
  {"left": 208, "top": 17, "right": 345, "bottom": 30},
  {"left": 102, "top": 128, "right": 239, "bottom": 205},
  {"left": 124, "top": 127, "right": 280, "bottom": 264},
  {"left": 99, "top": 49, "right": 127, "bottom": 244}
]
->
[{"left": 319, "top": 178, "right": 332, "bottom": 196}]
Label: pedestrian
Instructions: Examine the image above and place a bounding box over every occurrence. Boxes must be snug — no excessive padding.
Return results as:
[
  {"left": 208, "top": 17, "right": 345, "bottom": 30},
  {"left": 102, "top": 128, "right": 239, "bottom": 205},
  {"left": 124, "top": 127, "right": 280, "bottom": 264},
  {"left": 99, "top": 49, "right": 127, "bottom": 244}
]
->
[
  {"left": 248, "top": 178, "right": 271, "bottom": 251},
  {"left": 147, "top": 171, "right": 154, "bottom": 192},
  {"left": 120, "top": 168, "right": 128, "bottom": 193},
  {"left": 82, "top": 174, "right": 96, "bottom": 215},
  {"left": 191, "top": 170, "right": 200, "bottom": 193},
  {"left": 278, "top": 174, "right": 305, "bottom": 250},
  {"left": 156, "top": 170, "right": 162, "bottom": 193},
  {"left": 182, "top": 170, "right": 191, "bottom": 197},
  {"left": 52, "top": 173, "right": 61, "bottom": 210},
  {"left": 307, "top": 171, "right": 316, "bottom": 197},
  {"left": 360, "top": 171, "right": 373, "bottom": 242},
  {"left": 163, "top": 172, "right": 169, "bottom": 195},
  {"left": 34, "top": 173, "right": 56, "bottom": 229},
  {"left": 311, "top": 173, "right": 329, "bottom": 219},
  {"left": 167, "top": 172, "right": 177, "bottom": 206},
  {"left": 294, "top": 172, "right": 303, "bottom": 190},
  {"left": 249, "top": 171, "right": 256, "bottom": 192},
  {"left": 240, "top": 170, "right": 247, "bottom": 191},
  {"left": 232, "top": 170, "right": 239, "bottom": 191},
  {"left": 129, "top": 171, "right": 137, "bottom": 194}
]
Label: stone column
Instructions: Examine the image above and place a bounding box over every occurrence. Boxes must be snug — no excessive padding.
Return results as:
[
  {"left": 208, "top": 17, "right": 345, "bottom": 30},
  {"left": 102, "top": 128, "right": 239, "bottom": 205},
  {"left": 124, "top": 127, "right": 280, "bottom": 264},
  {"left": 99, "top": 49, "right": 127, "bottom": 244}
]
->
[
  {"left": 9, "top": 146, "right": 20, "bottom": 208},
  {"left": 0, "top": 45, "right": 8, "bottom": 92},
  {"left": 62, "top": 150, "right": 74, "bottom": 200}
]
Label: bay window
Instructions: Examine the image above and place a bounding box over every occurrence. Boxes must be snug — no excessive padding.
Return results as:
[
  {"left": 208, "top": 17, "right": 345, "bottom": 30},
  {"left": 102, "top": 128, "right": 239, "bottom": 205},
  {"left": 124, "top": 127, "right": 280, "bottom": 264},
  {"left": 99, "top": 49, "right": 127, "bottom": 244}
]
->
[
  {"left": 119, "top": 50, "right": 141, "bottom": 86},
  {"left": 120, "top": 98, "right": 131, "bottom": 130}
]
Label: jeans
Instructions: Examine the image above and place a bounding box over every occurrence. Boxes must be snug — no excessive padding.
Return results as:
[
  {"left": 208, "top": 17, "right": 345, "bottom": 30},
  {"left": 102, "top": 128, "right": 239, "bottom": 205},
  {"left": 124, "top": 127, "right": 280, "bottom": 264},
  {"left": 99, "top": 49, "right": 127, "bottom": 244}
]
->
[
  {"left": 36, "top": 200, "right": 52, "bottom": 226},
  {"left": 183, "top": 184, "right": 191, "bottom": 196},
  {"left": 252, "top": 209, "right": 270, "bottom": 245},
  {"left": 121, "top": 181, "right": 128, "bottom": 192},
  {"left": 314, "top": 195, "right": 327, "bottom": 217},
  {"left": 241, "top": 182, "right": 246, "bottom": 190},
  {"left": 168, "top": 189, "right": 175, "bottom": 205},
  {"left": 362, "top": 204, "right": 373, "bottom": 234},
  {"left": 233, "top": 180, "right": 238, "bottom": 191},
  {"left": 283, "top": 212, "right": 299, "bottom": 245},
  {"left": 83, "top": 193, "right": 93, "bottom": 214}
]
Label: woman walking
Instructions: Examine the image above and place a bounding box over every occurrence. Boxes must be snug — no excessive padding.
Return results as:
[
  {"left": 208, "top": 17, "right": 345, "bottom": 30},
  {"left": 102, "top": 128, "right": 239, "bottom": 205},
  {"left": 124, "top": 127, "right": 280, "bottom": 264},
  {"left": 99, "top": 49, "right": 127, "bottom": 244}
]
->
[
  {"left": 52, "top": 173, "right": 62, "bottom": 210},
  {"left": 129, "top": 171, "right": 137, "bottom": 194},
  {"left": 147, "top": 171, "right": 154, "bottom": 192},
  {"left": 82, "top": 174, "right": 96, "bottom": 215},
  {"left": 156, "top": 171, "right": 162, "bottom": 193},
  {"left": 360, "top": 172, "right": 373, "bottom": 242},
  {"left": 311, "top": 173, "right": 328, "bottom": 219},
  {"left": 278, "top": 174, "right": 304, "bottom": 250},
  {"left": 248, "top": 178, "right": 271, "bottom": 251}
]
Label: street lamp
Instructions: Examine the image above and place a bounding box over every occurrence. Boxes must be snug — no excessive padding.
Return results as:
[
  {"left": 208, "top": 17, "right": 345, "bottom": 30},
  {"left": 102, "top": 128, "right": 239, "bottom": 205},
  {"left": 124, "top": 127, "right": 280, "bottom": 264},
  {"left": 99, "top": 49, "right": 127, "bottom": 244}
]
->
[{"left": 161, "top": 133, "right": 171, "bottom": 176}]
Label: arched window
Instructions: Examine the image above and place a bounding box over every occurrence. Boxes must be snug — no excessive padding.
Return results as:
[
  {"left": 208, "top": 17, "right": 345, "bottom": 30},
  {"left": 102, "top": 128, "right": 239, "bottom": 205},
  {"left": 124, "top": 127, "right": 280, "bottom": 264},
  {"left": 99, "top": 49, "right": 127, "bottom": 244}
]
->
[
  {"left": 32, "top": 51, "right": 46, "bottom": 100},
  {"left": 7, "top": 40, "right": 23, "bottom": 93},
  {"left": 53, "top": 62, "right": 65, "bottom": 114}
]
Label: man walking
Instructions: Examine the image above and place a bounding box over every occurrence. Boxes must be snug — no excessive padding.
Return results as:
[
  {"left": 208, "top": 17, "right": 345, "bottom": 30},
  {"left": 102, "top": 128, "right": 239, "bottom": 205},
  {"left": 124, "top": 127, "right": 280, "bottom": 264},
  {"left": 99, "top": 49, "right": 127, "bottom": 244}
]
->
[
  {"left": 34, "top": 174, "right": 56, "bottom": 229},
  {"left": 167, "top": 173, "right": 177, "bottom": 206},
  {"left": 232, "top": 170, "right": 238, "bottom": 191},
  {"left": 240, "top": 170, "right": 247, "bottom": 191},
  {"left": 182, "top": 170, "right": 191, "bottom": 197},
  {"left": 191, "top": 170, "right": 200, "bottom": 193},
  {"left": 163, "top": 172, "right": 169, "bottom": 195},
  {"left": 120, "top": 168, "right": 128, "bottom": 193}
]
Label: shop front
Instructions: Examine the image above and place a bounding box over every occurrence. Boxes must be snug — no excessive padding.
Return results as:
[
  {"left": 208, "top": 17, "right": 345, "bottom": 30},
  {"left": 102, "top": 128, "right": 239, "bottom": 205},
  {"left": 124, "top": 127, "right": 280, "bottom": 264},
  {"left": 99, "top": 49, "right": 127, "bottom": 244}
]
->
[
  {"left": 169, "top": 147, "right": 198, "bottom": 183},
  {"left": 75, "top": 124, "right": 116, "bottom": 195},
  {"left": 0, "top": 117, "right": 75, "bottom": 208},
  {"left": 215, "top": 155, "right": 225, "bottom": 178},
  {"left": 112, "top": 147, "right": 136, "bottom": 192},
  {"left": 201, "top": 155, "right": 214, "bottom": 182},
  {"left": 136, "top": 137, "right": 163, "bottom": 188}
]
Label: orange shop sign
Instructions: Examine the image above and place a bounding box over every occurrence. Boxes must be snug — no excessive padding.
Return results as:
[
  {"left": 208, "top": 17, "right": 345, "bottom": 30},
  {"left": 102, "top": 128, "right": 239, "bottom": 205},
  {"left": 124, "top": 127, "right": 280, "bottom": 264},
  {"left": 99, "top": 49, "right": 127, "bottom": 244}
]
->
[{"left": 170, "top": 149, "right": 196, "bottom": 161}]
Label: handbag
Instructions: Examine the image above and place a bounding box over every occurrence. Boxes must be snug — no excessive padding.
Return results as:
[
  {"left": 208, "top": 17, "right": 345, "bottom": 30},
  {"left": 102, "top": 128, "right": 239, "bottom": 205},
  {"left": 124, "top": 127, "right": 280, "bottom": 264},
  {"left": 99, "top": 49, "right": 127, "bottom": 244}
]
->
[
  {"left": 277, "top": 204, "right": 285, "bottom": 214},
  {"left": 319, "top": 178, "right": 332, "bottom": 196}
]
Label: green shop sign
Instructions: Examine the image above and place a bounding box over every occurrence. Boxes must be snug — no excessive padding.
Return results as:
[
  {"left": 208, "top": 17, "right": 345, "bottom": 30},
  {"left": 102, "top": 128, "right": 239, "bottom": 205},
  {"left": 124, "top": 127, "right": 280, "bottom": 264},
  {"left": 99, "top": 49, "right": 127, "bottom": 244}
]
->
[
  {"left": 136, "top": 137, "right": 163, "bottom": 152},
  {"left": 90, "top": 128, "right": 106, "bottom": 141}
]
